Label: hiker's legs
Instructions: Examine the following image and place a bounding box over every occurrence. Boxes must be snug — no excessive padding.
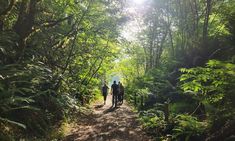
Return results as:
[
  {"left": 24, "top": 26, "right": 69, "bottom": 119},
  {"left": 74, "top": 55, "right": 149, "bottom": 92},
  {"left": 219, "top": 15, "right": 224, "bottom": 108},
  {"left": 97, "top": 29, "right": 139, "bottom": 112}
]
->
[
  {"left": 114, "top": 95, "right": 118, "bottom": 107},
  {"left": 117, "top": 94, "right": 120, "bottom": 103},
  {"left": 112, "top": 95, "right": 115, "bottom": 106},
  {"left": 103, "top": 93, "right": 107, "bottom": 104},
  {"left": 122, "top": 93, "right": 124, "bottom": 103},
  {"left": 121, "top": 94, "right": 123, "bottom": 104}
]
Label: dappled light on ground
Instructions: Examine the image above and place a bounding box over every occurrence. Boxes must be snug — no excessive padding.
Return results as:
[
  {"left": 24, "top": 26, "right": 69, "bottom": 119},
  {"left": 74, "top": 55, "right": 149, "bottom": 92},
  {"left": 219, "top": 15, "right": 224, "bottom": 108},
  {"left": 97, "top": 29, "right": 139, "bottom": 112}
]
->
[{"left": 63, "top": 95, "right": 152, "bottom": 141}]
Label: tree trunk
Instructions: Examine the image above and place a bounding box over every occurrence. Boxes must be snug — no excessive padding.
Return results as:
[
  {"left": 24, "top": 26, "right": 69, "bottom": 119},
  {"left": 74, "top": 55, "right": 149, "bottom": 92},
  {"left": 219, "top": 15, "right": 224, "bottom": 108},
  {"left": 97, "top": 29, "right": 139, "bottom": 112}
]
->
[
  {"left": 202, "top": 0, "right": 212, "bottom": 47},
  {"left": 13, "top": 0, "right": 40, "bottom": 60}
]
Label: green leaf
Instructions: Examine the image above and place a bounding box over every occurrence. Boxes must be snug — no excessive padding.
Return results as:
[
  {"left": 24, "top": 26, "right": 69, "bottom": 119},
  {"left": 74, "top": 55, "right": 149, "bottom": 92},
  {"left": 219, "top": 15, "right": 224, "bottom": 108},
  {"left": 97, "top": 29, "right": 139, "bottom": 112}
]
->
[{"left": 0, "top": 117, "right": 26, "bottom": 129}]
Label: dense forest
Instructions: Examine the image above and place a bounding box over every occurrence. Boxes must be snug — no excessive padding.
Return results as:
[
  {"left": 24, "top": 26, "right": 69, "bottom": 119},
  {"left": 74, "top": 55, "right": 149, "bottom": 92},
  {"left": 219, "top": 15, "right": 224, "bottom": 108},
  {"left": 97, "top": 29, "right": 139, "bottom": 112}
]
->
[
  {"left": 0, "top": 0, "right": 235, "bottom": 141},
  {"left": 118, "top": 0, "right": 235, "bottom": 141}
]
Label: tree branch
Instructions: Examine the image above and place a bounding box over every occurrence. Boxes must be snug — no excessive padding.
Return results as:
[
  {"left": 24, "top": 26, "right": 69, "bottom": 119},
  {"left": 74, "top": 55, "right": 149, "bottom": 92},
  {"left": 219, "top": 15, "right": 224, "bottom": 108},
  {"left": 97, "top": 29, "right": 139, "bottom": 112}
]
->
[
  {"left": 38, "top": 15, "right": 73, "bottom": 28},
  {"left": 0, "top": 0, "right": 16, "bottom": 18}
]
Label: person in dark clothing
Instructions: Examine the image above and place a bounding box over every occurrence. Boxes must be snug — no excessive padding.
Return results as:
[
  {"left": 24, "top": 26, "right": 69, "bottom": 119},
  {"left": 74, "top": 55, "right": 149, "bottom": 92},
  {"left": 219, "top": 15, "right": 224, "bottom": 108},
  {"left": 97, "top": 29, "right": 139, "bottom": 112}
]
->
[
  {"left": 118, "top": 82, "right": 124, "bottom": 104},
  {"left": 118, "top": 81, "right": 121, "bottom": 103},
  {"left": 111, "top": 81, "right": 119, "bottom": 107},
  {"left": 102, "top": 83, "right": 109, "bottom": 105}
]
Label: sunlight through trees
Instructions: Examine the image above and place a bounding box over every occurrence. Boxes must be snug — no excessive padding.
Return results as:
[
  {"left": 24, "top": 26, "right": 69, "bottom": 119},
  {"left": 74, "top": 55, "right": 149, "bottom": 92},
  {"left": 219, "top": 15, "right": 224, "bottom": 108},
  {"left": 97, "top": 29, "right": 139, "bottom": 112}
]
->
[{"left": 0, "top": 0, "right": 235, "bottom": 140}]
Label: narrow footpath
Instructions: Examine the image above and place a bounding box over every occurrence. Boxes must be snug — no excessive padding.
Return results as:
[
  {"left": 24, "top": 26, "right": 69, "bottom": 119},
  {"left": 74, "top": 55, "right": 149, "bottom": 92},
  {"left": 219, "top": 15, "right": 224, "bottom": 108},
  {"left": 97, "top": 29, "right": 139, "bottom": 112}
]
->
[{"left": 62, "top": 94, "right": 153, "bottom": 141}]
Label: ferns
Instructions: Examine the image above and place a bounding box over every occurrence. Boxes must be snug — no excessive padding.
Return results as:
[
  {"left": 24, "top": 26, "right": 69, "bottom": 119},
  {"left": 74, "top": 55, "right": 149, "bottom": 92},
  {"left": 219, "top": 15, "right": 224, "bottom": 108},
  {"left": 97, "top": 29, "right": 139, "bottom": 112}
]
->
[
  {"left": 0, "top": 117, "right": 26, "bottom": 129},
  {"left": 0, "top": 58, "right": 86, "bottom": 139},
  {"left": 172, "top": 114, "right": 207, "bottom": 141},
  {"left": 129, "top": 60, "right": 235, "bottom": 140},
  {"left": 0, "top": 61, "right": 57, "bottom": 138},
  {"left": 180, "top": 60, "right": 235, "bottom": 107}
]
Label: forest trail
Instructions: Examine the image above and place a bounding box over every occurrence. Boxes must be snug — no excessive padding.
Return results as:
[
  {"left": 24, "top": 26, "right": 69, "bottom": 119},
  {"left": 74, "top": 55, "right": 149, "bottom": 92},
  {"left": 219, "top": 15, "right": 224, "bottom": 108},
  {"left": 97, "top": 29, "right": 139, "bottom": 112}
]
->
[{"left": 62, "top": 94, "right": 153, "bottom": 141}]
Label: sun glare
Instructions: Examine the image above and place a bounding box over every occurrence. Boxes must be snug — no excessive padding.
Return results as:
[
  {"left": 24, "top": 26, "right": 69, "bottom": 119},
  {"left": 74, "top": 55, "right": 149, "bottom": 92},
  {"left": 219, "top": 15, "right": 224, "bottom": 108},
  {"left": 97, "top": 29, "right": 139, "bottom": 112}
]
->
[{"left": 133, "top": 0, "right": 146, "bottom": 5}]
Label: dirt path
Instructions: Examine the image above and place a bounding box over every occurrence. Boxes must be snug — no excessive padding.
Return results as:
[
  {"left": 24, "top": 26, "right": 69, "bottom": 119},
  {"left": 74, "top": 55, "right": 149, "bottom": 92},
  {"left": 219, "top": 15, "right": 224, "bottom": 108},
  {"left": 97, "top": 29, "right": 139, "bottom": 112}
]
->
[{"left": 62, "top": 94, "right": 153, "bottom": 141}]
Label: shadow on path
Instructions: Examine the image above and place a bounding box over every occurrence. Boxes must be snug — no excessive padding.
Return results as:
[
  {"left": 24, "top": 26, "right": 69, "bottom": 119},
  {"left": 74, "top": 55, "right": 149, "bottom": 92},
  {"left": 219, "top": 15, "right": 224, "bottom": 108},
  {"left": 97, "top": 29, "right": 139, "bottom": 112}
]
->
[
  {"left": 103, "top": 106, "right": 120, "bottom": 114},
  {"left": 94, "top": 104, "right": 104, "bottom": 109},
  {"left": 62, "top": 95, "right": 152, "bottom": 141}
]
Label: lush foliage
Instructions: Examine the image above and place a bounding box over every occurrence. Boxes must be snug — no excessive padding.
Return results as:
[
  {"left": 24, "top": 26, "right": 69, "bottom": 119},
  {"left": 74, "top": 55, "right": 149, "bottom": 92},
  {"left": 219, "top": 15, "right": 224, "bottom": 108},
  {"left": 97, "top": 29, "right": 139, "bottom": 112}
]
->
[
  {"left": 0, "top": 0, "right": 124, "bottom": 139},
  {"left": 180, "top": 60, "right": 235, "bottom": 105},
  {"left": 1, "top": 0, "right": 235, "bottom": 140},
  {"left": 117, "top": 0, "right": 235, "bottom": 140}
]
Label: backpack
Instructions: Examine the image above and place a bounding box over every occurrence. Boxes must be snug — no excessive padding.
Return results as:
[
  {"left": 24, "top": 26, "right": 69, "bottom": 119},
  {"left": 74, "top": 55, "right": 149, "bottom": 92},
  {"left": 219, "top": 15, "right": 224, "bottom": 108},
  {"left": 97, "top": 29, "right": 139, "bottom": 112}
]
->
[{"left": 112, "top": 84, "right": 119, "bottom": 94}]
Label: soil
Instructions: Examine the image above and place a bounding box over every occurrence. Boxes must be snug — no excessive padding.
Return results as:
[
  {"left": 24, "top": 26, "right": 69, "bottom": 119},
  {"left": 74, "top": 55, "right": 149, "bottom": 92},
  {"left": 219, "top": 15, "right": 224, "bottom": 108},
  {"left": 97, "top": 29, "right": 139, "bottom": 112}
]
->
[{"left": 62, "top": 94, "right": 153, "bottom": 141}]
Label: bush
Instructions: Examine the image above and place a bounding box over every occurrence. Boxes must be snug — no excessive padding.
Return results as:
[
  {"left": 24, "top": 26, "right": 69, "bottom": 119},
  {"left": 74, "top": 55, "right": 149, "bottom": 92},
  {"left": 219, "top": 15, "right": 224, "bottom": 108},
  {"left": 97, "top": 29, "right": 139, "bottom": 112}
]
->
[
  {"left": 180, "top": 60, "right": 235, "bottom": 124},
  {"left": 172, "top": 114, "right": 207, "bottom": 141},
  {"left": 139, "top": 109, "right": 166, "bottom": 136},
  {"left": 0, "top": 61, "right": 72, "bottom": 138},
  {"left": 170, "top": 101, "right": 198, "bottom": 114}
]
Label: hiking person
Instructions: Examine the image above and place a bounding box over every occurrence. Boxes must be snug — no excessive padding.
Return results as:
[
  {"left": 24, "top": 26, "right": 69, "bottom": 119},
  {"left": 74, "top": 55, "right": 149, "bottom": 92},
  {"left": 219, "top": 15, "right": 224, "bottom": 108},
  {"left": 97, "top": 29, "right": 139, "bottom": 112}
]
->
[
  {"left": 118, "top": 82, "right": 124, "bottom": 104},
  {"left": 118, "top": 81, "right": 121, "bottom": 103},
  {"left": 102, "top": 82, "right": 109, "bottom": 105},
  {"left": 111, "top": 80, "right": 119, "bottom": 107}
]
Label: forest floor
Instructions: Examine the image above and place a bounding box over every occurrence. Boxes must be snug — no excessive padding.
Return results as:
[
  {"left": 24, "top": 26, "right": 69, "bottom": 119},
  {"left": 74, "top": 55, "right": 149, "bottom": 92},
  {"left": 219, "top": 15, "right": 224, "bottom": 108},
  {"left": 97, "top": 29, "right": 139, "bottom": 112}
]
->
[{"left": 62, "top": 94, "right": 153, "bottom": 141}]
